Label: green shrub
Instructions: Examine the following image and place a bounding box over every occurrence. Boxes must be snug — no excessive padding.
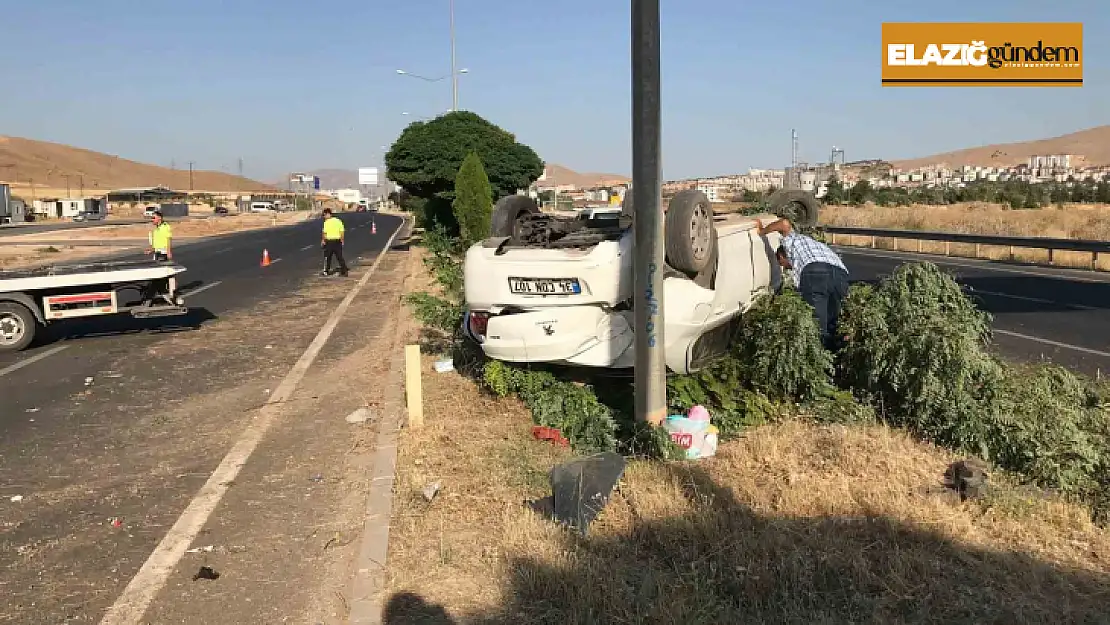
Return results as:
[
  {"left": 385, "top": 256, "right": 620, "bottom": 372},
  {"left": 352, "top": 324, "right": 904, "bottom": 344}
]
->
[
  {"left": 838, "top": 263, "right": 1004, "bottom": 455},
  {"left": 990, "top": 364, "right": 1107, "bottom": 498},
  {"left": 402, "top": 292, "right": 461, "bottom": 333},
  {"left": 733, "top": 290, "right": 835, "bottom": 402},
  {"left": 668, "top": 358, "right": 780, "bottom": 438},
  {"left": 483, "top": 361, "right": 618, "bottom": 453},
  {"left": 452, "top": 152, "right": 494, "bottom": 245}
]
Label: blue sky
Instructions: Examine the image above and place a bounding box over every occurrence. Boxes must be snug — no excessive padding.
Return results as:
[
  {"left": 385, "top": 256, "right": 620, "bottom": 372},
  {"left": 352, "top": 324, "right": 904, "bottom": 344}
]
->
[{"left": 1, "top": 0, "right": 1105, "bottom": 181}]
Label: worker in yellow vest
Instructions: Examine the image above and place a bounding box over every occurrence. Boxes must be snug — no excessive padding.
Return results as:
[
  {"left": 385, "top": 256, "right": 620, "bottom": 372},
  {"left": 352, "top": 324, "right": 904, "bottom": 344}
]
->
[
  {"left": 320, "top": 208, "right": 349, "bottom": 277},
  {"left": 146, "top": 210, "right": 173, "bottom": 261}
]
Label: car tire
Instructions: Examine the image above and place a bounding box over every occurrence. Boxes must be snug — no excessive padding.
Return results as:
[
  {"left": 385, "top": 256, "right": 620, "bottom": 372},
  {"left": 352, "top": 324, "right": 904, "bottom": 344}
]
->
[
  {"left": 491, "top": 196, "right": 540, "bottom": 238},
  {"left": 0, "top": 302, "right": 37, "bottom": 353},
  {"left": 766, "top": 189, "right": 820, "bottom": 228},
  {"left": 664, "top": 190, "right": 717, "bottom": 275}
]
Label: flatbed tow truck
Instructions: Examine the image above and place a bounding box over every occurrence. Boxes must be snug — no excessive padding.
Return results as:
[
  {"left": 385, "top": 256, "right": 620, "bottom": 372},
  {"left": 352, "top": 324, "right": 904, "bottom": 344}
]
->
[{"left": 0, "top": 259, "right": 190, "bottom": 353}]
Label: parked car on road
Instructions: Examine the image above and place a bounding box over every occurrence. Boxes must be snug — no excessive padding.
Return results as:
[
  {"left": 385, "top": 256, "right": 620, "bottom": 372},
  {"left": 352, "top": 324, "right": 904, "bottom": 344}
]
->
[
  {"left": 73, "top": 211, "right": 106, "bottom": 222},
  {"left": 143, "top": 206, "right": 158, "bottom": 218},
  {"left": 461, "top": 190, "right": 804, "bottom": 375}
]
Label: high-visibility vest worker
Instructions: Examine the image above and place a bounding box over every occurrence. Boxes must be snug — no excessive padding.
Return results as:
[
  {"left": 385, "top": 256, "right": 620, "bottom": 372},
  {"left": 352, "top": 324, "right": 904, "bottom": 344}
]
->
[
  {"left": 148, "top": 211, "right": 173, "bottom": 260},
  {"left": 320, "top": 208, "right": 349, "bottom": 277},
  {"left": 323, "top": 214, "right": 345, "bottom": 240}
]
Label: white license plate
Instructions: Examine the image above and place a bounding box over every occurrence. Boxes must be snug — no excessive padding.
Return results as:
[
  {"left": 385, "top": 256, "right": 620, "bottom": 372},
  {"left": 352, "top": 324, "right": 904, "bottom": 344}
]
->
[{"left": 508, "top": 277, "right": 581, "bottom": 295}]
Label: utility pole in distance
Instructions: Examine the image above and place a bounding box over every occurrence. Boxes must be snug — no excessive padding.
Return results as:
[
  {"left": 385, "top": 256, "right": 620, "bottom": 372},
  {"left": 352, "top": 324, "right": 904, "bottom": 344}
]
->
[
  {"left": 187, "top": 161, "right": 195, "bottom": 191},
  {"left": 631, "top": 0, "right": 666, "bottom": 427}
]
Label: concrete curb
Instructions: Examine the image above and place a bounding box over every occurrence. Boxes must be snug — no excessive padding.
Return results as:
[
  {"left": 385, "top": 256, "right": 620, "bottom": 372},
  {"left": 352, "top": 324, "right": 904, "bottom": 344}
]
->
[{"left": 347, "top": 217, "right": 417, "bottom": 625}]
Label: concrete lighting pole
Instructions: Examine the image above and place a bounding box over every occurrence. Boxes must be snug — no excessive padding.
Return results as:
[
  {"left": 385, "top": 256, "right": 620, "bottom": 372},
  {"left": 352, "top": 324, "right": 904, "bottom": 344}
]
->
[
  {"left": 631, "top": 0, "right": 666, "bottom": 426},
  {"left": 450, "top": 0, "right": 458, "bottom": 111}
]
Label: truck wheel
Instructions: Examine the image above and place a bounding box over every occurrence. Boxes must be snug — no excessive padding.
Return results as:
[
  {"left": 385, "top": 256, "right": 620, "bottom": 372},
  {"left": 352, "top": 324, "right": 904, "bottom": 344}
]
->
[
  {"left": 0, "top": 302, "right": 37, "bottom": 353},
  {"left": 664, "top": 190, "right": 717, "bottom": 274},
  {"left": 767, "top": 189, "right": 820, "bottom": 228},
  {"left": 491, "top": 196, "right": 540, "bottom": 238}
]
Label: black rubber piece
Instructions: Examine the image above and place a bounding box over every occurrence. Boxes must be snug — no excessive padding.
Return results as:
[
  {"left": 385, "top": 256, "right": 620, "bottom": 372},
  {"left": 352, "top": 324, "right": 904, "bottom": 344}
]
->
[
  {"left": 0, "top": 301, "right": 37, "bottom": 353},
  {"left": 664, "top": 190, "right": 717, "bottom": 274},
  {"left": 491, "top": 195, "right": 540, "bottom": 238},
  {"left": 766, "top": 189, "right": 821, "bottom": 228}
]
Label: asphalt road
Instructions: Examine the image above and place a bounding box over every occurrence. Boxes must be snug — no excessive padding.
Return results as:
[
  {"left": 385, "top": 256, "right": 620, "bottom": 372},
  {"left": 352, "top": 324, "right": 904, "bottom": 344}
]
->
[
  {"left": 836, "top": 246, "right": 1110, "bottom": 378},
  {"left": 0, "top": 211, "right": 399, "bottom": 375},
  {"left": 0, "top": 211, "right": 404, "bottom": 622}
]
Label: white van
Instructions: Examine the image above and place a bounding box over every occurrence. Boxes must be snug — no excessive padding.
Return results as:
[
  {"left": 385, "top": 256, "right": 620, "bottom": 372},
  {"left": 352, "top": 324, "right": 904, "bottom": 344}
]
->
[{"left": 250, "top": 201, "right": 275, "bottom": 213}]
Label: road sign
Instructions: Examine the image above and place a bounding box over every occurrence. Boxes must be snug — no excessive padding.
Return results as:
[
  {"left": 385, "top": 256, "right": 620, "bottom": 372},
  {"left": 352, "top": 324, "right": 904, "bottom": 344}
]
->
[{"left": 358, "top": 167, "right": 379, "bottom": 186}]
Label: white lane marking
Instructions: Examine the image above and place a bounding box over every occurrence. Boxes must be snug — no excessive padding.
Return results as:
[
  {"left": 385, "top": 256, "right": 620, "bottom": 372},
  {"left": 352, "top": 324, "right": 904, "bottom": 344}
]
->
[
  {"left": 0, "top": 345, "right": 70, "bottom": 379},
  {"left": 270, "top": 257, "right": 283, "bottom": 264},
  {"left": 211, "top": 246, "right": 234, "bottom": 255},
  {"left": 968, "top": 289, "right": 1097, "bottom": 311},
  {"left": 835, "top": 246, "right": 1110, "bottom": 284},
  {"left": 98, "top": 218, "right": 407, "bottom": 625},
  {"left": 994, "top": 328, "right": 1110, "bottom": 359},
  {"left": 300, "top": 244, "right": 314, "bottom": 251},
  {"left": 180, "top": 280, "right": 223, "bottom": 300}
]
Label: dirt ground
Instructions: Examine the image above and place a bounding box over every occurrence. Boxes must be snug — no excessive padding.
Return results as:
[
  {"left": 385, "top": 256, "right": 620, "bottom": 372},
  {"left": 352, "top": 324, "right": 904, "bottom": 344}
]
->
[
  {"left": 1, "top": 224, "right": 415, "bottom": 624},
  {"left": 382, "top": 259, "right": 1110, "bottom": 623}
]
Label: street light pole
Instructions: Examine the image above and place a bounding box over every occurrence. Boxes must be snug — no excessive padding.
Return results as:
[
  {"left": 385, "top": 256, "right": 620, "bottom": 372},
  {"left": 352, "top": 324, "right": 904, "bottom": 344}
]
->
[
  {"left": 631, "top": 0, "right": 666, "bottom": 427},
  {"left": 450, "top": 0, "right": 458, "bottom": 111}
]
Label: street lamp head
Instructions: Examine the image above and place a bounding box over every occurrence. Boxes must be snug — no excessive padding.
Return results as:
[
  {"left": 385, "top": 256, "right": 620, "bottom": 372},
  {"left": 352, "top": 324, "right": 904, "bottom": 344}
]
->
[
  {"left": 458, "top": 68, "right": 469, "bottom": 74},
  {"left": 395, "top": 69, "right": 406, "bottom": 75}
]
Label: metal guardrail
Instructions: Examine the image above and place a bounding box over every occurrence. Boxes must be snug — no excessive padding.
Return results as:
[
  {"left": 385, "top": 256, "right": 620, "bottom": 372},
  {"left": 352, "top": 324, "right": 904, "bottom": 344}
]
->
[{"left": 822, "top": 226, "right": 1110, "bottom": 270}]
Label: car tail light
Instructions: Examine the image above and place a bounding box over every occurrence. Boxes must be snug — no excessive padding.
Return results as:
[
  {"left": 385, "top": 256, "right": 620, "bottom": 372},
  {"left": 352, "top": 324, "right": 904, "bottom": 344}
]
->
[{"left": 469, "top": 311, "right": 490, "bottom": 338}]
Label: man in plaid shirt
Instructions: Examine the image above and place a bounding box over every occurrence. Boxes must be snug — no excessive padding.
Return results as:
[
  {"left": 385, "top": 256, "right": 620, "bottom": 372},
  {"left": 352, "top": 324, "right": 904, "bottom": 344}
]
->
[{"left": 758, "top": 217, "right": 849, "bottom": 350}]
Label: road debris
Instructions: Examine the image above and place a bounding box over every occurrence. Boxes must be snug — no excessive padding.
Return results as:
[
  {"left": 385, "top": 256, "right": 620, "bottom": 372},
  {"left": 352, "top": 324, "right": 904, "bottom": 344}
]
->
[
  {"left": 109, "top": 517, "right": 123, "bottom": 528},
  {"left": 186, "top": 545, "right": 215, "bottom": 554},
  {"left": 192, "top": 566, "right": 220, "bottom": 581},
  {"left": 10, "top": 495, "right": 24, "bottom": 503},
  {"left": 345, "top": 407, "right": 372, "bottom": 424},
  {"left": 422, "top": 481, "right": 442, "bottom": 502},
  {"left": 433, "top": 358, "right": 454, "bottom": 373}
]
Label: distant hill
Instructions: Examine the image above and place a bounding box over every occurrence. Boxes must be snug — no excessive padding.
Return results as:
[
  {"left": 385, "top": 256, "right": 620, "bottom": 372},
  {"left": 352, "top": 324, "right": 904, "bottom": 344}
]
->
[
  {"left": 540, "top": 163, "right": 629, "bottom": 188},
  {"left": 0, "top": 136, "right": 274, "bottom": 193},
  {"left": 893, "top": 125, "right": 1110, "bottom": 170}
]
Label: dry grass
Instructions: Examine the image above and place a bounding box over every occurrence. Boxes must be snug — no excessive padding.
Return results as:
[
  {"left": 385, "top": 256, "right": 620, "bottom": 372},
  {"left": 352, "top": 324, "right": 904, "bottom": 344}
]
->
[
  {"left": 822, "top": 202, "right": 1110, "bottom": 272},
  {"left": 383, "top": 260, "right": 1110, "bottom": 624}
]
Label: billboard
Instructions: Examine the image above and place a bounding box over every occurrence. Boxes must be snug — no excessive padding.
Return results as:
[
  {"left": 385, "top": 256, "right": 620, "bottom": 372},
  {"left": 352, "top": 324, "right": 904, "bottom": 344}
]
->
[{"left": 358, "top": 167, "right": 379, "bottom": 186}]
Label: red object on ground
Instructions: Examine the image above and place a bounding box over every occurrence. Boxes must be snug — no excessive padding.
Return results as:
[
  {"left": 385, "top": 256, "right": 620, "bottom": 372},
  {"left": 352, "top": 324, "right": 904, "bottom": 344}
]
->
[{"left": 532, "top": 425, "right": 569, "bottom": 447}]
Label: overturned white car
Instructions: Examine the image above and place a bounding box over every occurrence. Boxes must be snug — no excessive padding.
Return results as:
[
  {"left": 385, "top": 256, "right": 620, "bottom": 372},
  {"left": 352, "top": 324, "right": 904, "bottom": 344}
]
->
[{"left": 461, "top": 189, "right": 816, "bottom": 375}]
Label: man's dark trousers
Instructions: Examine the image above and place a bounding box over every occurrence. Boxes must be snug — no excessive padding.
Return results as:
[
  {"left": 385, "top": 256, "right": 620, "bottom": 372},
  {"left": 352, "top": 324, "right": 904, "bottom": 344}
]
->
[
  {"left": 798, "top": 262, "right": 849, "bottom": 350},
  {"left": 323, "top": 239, "right": 349, "bottom": 275}
]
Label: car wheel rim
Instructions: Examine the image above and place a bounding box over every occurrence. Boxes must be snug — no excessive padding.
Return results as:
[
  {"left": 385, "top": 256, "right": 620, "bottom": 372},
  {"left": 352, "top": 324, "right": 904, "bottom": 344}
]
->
[
  {"left": 0, "top": 312, "right": 25, "bottom": 346},
  {"left": 688, "top": 202, "right": 711, "bottom": 260}
]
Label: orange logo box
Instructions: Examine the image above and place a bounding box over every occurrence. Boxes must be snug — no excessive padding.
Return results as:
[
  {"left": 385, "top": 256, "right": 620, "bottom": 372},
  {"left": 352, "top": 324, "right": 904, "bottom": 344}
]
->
[{"left": 881, "top": 22, "right": 1083, "bottom": 87}]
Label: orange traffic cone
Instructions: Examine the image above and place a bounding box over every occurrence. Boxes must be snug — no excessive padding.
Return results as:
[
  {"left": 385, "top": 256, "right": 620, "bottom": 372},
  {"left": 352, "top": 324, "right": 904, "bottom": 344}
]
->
[
  {"left": 261, "top": 249, "right": 271, "bottom": 267},
  {"left": 371, "top": 220, "right": 377, "bottom": 234}
]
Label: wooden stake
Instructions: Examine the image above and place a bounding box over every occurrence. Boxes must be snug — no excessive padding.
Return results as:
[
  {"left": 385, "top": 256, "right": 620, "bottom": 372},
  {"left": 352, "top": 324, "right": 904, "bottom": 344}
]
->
[{"left": 404, "top": 344, "right": 424, "bottom": 428}]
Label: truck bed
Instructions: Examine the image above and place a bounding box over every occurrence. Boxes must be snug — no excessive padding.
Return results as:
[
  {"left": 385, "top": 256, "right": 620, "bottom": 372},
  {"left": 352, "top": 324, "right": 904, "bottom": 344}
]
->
[{"left": 0, "top": 260, "right": 186, "bottom": 292}]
